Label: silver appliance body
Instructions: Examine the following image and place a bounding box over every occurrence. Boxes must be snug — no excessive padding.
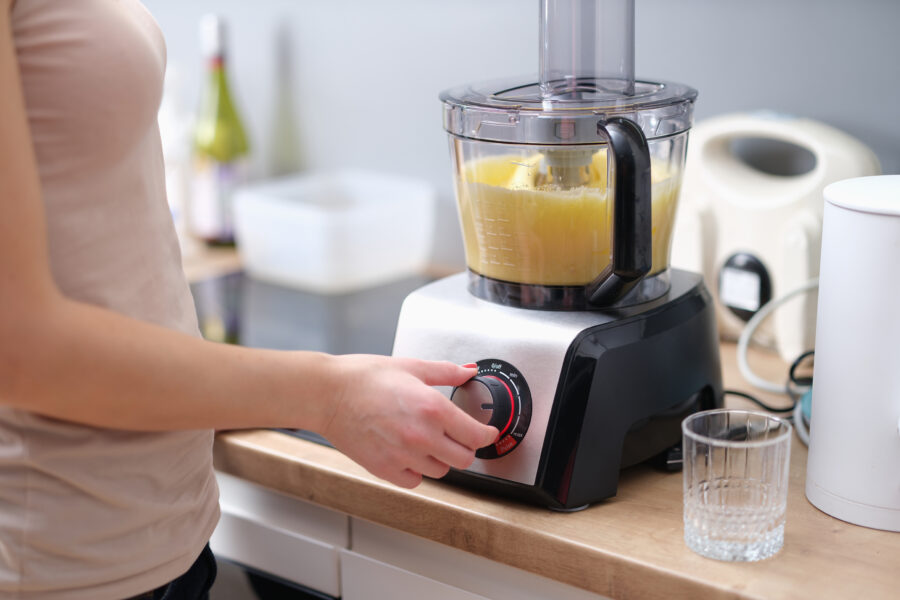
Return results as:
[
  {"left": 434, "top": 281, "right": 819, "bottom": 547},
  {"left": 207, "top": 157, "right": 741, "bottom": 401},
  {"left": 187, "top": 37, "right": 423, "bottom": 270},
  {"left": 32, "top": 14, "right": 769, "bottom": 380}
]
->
[{"left": 393, "top": 273, "right": 601, "bottom": 486}]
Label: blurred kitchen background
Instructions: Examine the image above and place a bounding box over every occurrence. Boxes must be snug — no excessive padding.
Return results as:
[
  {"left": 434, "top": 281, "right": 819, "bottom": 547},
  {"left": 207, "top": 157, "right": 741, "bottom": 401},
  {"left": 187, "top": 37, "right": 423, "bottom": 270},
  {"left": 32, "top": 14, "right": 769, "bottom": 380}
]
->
[{"left": 145, "top": 0, "right": 900, "bottom": 269}]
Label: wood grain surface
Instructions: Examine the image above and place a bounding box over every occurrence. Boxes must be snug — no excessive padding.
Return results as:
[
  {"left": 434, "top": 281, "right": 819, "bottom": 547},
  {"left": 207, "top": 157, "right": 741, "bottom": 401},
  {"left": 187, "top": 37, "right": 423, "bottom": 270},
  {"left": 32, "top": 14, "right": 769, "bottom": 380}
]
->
[{"left": 213, "top": 343, "right": 900, "bottom": 599}]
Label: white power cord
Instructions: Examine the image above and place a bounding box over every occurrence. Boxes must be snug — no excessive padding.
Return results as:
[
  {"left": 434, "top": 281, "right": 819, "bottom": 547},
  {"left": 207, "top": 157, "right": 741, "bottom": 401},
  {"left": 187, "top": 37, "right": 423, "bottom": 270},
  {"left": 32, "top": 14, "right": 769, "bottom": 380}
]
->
[{"left": 736, "top": 277, "right": 819, "bottom": 394}]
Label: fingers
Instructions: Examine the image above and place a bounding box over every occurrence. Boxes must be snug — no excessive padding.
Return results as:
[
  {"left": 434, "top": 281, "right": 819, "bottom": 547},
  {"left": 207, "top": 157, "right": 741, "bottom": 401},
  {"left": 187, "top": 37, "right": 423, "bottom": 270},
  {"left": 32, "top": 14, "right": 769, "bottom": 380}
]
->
[
  {"left": 413, "top": 396, "right": 498, "bottom": 473},
  {"left": 433, "top": 433, "right": 486, "bottom": 470},
  {"left": 391, "top": 469, "right": 423, "bottom": 489},
  {"left": 369, "top": 416, "right": 491, "bottom": 488},
  {"left": 397, "top": 359, "right": 497, "bottom": 450},
  {"left": 392, "top": 440, "right": 477, "bottom": 487},
  {"left": 408, "top": 454, "right": 452, "bottom": 480},
  {"left": 393, "top": 431, "right": 492, "bottom": 487},
  {"left": 396, "top": 358, "right": 477, "bottom": 387},
  {"left": 330, "top": 355, "right": 501, "bottom": 491},
  {"left": 441, "top": 400, "right": 500, "bottom": 451}
]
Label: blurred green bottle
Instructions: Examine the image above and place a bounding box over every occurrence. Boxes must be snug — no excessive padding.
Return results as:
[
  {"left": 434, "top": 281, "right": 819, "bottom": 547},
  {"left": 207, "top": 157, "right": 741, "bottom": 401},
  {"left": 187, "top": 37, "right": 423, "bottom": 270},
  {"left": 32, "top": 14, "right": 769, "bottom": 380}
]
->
[{"left": 190, "top": 14, "right": 250, "bottom": 246}]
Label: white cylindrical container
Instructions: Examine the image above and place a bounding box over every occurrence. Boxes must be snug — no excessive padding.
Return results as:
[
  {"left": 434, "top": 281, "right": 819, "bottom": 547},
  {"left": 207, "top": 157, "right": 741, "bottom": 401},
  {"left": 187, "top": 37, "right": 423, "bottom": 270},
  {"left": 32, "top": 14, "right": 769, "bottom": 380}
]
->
[{"left": 806, "top": 175, "right": 900, "bottom": 531}]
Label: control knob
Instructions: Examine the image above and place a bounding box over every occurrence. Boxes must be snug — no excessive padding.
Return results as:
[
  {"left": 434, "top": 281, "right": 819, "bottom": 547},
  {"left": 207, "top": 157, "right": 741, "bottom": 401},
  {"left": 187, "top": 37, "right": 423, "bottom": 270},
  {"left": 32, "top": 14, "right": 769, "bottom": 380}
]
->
[
  {"left": 450, "top": 359, "right": 532, "bottom": 459},
  {"left": 451, "top": 375, "right": 515, "bottom": 435}
]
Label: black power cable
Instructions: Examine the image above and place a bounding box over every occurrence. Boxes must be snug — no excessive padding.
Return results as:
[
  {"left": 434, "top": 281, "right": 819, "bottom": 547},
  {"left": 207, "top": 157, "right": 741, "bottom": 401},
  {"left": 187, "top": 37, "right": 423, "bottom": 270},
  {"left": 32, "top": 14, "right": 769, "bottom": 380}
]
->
[
  {"left": 723, "top": 389, "right": 795, "bottom": 414},
  {"left": 788, "top": 350, "right": 815, "bottom": 387},
  {"left": 723, "top": 348, "right": 815, "bottom": 418}
]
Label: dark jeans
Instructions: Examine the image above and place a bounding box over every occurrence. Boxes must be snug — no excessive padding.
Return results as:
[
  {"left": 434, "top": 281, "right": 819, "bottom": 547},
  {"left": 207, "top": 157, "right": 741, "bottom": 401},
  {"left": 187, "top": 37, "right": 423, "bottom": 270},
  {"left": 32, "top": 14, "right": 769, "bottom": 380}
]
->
[{"left": 127, "top": 544, "right": 217, "bottom": 600}]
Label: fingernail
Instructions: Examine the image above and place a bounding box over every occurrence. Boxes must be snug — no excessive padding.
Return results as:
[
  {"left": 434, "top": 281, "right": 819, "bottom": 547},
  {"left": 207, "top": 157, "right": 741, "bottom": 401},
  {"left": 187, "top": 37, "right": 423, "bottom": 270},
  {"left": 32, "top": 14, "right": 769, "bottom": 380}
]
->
[{"left": 461, "top": 363, "right": 478, "bottom": 369}]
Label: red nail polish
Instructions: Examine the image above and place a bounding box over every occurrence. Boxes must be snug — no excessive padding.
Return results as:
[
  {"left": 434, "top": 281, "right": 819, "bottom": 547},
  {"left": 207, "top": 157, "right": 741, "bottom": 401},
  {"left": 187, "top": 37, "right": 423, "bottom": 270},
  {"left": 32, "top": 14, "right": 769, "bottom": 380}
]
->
[{"left": 462, "top": 363, "right": 478, "bottom": 369}]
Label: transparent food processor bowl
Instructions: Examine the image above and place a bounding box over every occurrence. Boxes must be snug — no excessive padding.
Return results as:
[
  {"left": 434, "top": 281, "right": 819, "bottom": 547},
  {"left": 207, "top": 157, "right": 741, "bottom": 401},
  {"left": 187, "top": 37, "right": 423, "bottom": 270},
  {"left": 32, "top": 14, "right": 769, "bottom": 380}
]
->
[
  {"left": 441, "top": 0, "right": 696, "bottom": 308},
  {"left": 449, "top": 133, "right": 689, "bottom": 289}
]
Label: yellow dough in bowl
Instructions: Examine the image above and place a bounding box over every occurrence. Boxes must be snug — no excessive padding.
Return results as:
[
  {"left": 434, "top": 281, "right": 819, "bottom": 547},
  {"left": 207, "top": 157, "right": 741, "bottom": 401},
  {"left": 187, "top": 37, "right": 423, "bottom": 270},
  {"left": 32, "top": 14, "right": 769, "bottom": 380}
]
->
[{"left": 456, "top": 151, "right": 681, "bottom": 286}]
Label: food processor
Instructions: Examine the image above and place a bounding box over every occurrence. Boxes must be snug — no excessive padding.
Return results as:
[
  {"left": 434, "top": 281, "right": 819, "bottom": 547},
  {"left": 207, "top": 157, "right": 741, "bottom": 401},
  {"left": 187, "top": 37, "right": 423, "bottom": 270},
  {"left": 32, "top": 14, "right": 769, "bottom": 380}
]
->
[{"left": 393, "top": 0, "right": 723, "bottom": 510}]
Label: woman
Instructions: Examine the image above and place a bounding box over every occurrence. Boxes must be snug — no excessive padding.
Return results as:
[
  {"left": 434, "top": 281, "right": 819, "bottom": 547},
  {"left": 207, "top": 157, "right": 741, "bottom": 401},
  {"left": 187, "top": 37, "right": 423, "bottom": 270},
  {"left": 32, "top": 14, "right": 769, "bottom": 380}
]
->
[{"left": 0, "top": 1, "right": 497, "bottom": 598}]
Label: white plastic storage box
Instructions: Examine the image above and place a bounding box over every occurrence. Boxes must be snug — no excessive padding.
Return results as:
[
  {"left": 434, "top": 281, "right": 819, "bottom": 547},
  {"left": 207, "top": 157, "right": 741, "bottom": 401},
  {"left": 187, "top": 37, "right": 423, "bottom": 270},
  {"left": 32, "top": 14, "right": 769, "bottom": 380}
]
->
[{"left": 233, "top": 170, "right": 437, "bottom": 294}]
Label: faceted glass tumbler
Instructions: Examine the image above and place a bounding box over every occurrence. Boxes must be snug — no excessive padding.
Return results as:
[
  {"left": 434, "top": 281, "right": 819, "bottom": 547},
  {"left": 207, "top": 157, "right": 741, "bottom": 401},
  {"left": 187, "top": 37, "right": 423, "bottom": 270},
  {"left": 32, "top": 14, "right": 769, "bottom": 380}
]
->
[{"left": 682, "top": 409, "right": 792, "bottom": 562}]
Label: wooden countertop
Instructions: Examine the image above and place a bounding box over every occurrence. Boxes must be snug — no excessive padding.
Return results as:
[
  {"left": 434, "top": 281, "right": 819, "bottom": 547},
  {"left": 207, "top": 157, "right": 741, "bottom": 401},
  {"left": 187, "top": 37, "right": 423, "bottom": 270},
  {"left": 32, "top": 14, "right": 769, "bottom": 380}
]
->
[{"left": 189, "top": 248, "right": 897, "bottom": 599}]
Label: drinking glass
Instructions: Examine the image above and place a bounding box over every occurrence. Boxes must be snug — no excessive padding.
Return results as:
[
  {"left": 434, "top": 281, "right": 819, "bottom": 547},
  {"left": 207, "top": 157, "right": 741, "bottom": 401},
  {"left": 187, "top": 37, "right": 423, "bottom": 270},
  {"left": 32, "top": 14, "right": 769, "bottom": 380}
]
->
[{"left": 682, "top": 409, "right": 792, "bottom": 561}]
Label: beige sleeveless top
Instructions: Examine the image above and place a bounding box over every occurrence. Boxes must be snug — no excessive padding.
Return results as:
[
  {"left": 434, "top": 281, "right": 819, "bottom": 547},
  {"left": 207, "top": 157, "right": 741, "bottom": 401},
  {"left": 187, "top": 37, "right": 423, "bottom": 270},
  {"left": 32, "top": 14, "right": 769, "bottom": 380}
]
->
[{"left": 2, "top": 1, "right": 219, "bottom": 597}]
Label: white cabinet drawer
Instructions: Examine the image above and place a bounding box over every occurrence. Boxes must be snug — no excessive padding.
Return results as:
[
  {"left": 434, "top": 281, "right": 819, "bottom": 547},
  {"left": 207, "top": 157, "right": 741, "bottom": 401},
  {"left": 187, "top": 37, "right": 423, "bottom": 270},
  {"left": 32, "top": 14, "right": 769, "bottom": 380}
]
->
[
  {"left": 211, "top": 472, "right": 349, "bottom": 597},
  {"left": 215, "top": 472, "right": 349, "bottom": 547},
  {"left": 211, "top": 509, "right": 341, "bottom": 597},
  {"left": 340, "top": 550, "right": 489, "bottom": 600},
  {"left": 350, "top": 519, "right": 611, "bottom": 600}
]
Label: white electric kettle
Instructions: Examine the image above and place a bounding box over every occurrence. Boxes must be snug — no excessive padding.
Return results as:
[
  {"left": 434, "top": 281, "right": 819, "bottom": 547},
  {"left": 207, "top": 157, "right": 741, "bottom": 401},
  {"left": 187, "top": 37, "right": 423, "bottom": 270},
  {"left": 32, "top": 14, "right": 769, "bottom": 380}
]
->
[
  {"left": 672, "top": 112, "right": 881, "bottom": 360},
  {"left": 805, "top": 175, "right": 900, "bottom": 531}
]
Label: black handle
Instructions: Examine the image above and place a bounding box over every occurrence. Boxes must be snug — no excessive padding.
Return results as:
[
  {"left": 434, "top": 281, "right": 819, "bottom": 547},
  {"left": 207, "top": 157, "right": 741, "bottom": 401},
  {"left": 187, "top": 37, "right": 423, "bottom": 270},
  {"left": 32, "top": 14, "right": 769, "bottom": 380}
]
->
[{"left": 585, "top": 117, "right": 652, "bottom": 306}]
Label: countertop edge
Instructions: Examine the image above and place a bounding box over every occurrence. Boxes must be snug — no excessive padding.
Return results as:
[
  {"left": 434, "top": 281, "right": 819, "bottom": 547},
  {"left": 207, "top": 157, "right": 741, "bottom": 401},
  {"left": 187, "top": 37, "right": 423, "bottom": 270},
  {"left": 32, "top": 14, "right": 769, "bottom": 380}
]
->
[{"left": 213, "top": 429, "right": 756, "bottom": 600}]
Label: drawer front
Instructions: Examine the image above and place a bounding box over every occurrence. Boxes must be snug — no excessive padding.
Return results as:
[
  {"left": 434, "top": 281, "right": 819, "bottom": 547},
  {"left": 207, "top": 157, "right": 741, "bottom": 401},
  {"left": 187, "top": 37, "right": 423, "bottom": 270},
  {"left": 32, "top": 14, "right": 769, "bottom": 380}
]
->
[
  {"left": 211, "top": 509, "right": 341, "bottom": 597},
  {"left": 216, "top": 472, "right": 349, "bottom": 547},
  {"left": 340, "top": 550, "right": 489, "bottom": 600},
  {"left": 350, "top": 519, "right": 612, "bottom": 600}
]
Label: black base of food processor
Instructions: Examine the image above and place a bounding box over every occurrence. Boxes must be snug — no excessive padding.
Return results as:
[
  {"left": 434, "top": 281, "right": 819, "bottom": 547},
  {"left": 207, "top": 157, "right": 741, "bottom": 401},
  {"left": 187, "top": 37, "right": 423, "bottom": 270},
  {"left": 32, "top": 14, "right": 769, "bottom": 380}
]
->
[
  {"left": 392, "top": 269, "right": 723, "bottom": 511},
  {"left": 453, "top": 272, "right": 721, "bottom": 509}
]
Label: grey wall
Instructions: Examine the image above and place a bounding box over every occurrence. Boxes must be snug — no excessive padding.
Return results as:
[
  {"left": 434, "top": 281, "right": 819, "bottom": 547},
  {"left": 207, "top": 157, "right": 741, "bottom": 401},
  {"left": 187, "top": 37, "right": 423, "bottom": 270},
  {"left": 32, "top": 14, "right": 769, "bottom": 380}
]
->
[{"left": 144, "top": 0, "right": 900, "bottom": 267}]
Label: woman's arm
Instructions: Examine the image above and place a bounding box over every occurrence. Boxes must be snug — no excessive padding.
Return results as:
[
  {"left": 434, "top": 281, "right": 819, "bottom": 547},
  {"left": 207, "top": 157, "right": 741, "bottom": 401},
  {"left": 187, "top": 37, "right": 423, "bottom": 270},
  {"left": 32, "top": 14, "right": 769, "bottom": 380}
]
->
[{"left": 0, "top": 8, "right": 496, "bottom": 489}]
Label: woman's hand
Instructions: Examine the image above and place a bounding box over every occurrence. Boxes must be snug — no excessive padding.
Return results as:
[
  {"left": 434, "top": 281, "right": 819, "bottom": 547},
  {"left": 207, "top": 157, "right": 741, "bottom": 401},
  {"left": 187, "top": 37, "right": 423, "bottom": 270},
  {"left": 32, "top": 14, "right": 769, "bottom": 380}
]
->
[{"left": 321, "top": 356, "right": 498, "bottom": 489}]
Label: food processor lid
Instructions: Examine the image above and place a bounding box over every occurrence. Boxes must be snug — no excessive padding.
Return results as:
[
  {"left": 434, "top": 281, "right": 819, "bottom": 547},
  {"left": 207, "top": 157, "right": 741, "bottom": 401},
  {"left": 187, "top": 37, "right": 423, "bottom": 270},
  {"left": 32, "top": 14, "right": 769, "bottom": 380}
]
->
[
  {"left": 442, "top": 0, "right": 697, "bottom": 145},
  {"left": 441, "top": 77, "right": 697, "bottom": 144}
]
